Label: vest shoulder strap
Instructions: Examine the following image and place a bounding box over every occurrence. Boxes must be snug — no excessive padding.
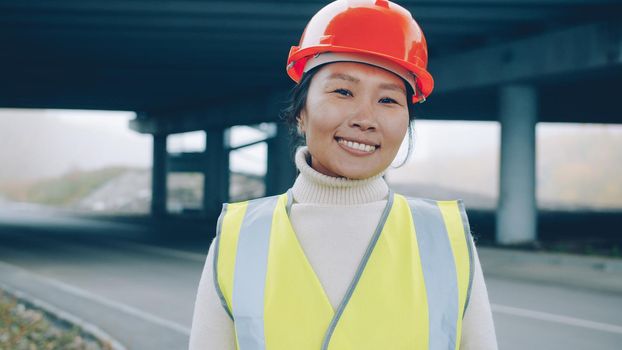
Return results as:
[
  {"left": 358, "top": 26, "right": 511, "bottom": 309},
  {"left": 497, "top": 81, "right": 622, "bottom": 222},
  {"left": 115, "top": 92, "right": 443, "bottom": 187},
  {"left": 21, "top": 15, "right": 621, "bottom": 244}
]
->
[
  {"left": 213, "top": 195, "right": 282, "bottom": 320},
  {"left": 403, "top": 195, "right": 475, "bottom": 317}
]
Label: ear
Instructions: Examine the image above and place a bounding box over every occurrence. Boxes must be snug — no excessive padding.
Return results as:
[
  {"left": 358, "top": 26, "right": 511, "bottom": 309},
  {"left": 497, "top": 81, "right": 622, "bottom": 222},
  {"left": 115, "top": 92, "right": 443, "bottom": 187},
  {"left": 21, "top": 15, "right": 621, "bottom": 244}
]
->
[{"left": 296, "top": 110, "right": 307, "bottom": 135}]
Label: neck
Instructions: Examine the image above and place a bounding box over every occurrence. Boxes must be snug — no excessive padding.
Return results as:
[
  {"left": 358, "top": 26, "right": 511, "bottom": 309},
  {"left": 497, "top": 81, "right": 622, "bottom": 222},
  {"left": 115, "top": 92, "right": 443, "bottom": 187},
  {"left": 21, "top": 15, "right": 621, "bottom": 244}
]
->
[{"left": 291, "top": 146, "right": 389, "bottom": 205}]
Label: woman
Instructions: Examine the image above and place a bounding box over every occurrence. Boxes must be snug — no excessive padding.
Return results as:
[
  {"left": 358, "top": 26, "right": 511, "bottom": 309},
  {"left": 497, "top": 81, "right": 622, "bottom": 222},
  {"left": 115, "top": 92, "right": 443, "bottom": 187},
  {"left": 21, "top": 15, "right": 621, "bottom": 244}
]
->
[{"left": 190, "top": 0, "right": 498, "bottom": 349}]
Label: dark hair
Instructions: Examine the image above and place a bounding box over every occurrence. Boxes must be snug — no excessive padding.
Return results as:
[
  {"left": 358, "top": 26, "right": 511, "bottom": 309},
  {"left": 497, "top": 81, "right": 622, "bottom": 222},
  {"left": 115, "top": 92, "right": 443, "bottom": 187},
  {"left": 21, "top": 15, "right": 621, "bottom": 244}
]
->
[{"left": 279, "top": 65, "right": 418, "bottom": 168}]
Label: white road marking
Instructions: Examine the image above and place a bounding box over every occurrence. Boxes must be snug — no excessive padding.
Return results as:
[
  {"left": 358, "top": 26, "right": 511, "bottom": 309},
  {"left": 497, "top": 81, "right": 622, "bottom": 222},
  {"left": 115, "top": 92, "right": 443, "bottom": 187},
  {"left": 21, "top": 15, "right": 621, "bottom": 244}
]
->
[
  {"left": 492, "top": 303, "right": 622, "bottom": 335},
  {"left": 109, "top": 240, "right": 207, "bottom": 262},
  {"left": 0, "top": 260, "right": 191, "bottom": 336}
]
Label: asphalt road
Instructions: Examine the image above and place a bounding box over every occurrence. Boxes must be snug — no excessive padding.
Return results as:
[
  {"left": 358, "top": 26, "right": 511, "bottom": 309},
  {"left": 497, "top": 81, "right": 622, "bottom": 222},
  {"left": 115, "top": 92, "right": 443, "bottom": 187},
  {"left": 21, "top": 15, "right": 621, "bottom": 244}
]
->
[{"left": 0, "top": 210, "right": 621, "bottom": 349}]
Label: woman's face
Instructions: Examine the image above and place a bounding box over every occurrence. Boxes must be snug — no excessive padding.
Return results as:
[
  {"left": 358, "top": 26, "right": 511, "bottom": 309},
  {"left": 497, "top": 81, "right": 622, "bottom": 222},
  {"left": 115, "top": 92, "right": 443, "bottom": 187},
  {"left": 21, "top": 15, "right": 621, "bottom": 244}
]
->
[{"left": 298, "top": 61, "right": 410, "bottom": 179}]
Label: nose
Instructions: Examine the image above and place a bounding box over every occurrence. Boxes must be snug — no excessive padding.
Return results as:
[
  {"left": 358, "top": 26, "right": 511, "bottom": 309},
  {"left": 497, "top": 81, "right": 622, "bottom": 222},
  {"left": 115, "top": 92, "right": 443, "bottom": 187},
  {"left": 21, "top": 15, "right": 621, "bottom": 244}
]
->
[{"left": 349, "top": 102, "right": 378, "bottom": 131}]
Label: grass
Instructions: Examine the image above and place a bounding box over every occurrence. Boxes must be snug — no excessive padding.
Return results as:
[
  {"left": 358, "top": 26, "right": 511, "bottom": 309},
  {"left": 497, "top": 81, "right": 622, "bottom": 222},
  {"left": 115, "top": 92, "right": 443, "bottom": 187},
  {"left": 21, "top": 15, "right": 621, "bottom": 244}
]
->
[{"left": 0, "top": 290, "right": 114, "bottom": 350}]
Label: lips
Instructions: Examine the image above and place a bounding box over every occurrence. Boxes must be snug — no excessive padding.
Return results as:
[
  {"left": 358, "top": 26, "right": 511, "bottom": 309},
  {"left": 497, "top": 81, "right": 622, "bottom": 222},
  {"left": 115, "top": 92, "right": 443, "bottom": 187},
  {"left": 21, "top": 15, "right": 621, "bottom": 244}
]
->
[{"left": 335, "top": 137, "right": 379, "bottom": 153}]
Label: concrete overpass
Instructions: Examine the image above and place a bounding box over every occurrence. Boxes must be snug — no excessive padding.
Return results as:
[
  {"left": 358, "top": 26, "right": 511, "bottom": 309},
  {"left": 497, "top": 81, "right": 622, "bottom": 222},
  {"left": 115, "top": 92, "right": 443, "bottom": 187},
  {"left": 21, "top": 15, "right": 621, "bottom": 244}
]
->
[{"left": 1, "top": 0, "right": 621, "bottom": 244}]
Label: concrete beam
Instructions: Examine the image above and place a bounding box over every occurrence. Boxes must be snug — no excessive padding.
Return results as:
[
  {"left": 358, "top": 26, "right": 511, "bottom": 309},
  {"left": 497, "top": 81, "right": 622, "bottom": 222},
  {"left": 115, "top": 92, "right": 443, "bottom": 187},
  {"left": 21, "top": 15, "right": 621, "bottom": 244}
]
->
[
  {"left": 415, "top": 65, "right": 622, "bottom": 124},
  {"left": 409, "top": 0, "right": 621, "bottom": 4},
  {"left": 9, "top": 1, "right": 615, "bottom": 18},
  {"left": 228, "top": 137, "right": 273, "bottom": 152},
  {"left": 129, "top": 91, "right": 290, "bottom": 135},
  {"left": 169, "top": 145, "right": 284, "bottom": 174},
  {"left": 433, "top": 22, "right": 622, "bottom": 94},
  {"left": 167, "top": 152, "right": 206, "bottom": 173}
]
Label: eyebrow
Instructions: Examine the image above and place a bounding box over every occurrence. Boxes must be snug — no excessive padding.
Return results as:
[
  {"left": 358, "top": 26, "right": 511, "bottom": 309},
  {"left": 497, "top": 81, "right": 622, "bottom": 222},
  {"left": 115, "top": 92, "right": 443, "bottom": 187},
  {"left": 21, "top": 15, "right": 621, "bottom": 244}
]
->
[
  {"left": 326, "top": 73, "right": 406, "bottom": 94},
  {"left": 326, "top": 72, "right": 359, "bottom": 83},
  {"left": 379, "top": 82, "right": 406, "bottom": 95}
]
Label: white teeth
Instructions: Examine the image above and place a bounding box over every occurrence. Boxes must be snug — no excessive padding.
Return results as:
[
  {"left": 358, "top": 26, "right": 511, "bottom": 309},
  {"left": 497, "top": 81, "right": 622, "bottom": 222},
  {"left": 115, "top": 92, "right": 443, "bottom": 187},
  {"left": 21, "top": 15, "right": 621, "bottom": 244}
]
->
[{"left": 338, "top": 138, "right": 376, "bottom": 153}]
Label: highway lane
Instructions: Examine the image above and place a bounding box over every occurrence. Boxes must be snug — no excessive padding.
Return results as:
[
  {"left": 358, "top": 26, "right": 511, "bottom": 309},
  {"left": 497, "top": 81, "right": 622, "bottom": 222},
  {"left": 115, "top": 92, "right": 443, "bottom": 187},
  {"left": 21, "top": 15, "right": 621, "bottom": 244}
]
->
[
  {"left": 490, "top": 278, "right": 622, "bottom": 349},
  {"left": 1, "top": 224, "right": 621, "bottom": 349},
  {"left": 0, "top": 233, "right": 205, "bottom": 330}
]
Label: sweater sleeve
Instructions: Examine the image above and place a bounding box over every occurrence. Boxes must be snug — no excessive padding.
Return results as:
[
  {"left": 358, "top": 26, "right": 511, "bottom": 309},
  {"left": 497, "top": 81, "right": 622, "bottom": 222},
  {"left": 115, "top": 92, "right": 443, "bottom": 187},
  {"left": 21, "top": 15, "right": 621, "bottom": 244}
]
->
[
  {"left": 459, "top": 239, "right": 499, "bottom": 350},
  {"left": 189, "top": 238, "right": 236, "bottom": 350}
]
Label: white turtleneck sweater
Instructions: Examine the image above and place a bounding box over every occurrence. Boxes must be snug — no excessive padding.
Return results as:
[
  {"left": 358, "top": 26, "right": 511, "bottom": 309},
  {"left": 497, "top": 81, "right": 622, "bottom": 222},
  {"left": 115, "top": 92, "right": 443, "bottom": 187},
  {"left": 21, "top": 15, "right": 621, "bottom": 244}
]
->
[{"left": 189, "top": 147, "right": 498, "bottom": 349}]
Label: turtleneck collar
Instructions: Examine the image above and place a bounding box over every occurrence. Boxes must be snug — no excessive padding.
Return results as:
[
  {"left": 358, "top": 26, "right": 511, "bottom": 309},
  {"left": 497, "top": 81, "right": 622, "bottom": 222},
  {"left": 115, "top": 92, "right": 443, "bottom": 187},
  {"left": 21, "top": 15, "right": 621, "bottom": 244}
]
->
[{"left": 290, "top": 146, "right": 389, "bottom": 205}]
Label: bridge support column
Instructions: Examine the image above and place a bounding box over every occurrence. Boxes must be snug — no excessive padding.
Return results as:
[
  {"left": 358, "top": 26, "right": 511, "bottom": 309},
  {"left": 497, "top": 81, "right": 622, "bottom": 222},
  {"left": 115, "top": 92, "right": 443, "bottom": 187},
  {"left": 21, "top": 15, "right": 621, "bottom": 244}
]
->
[
  {"left": 266, "top": 123, "right": 297, "bottom": 196},
  {"left": 496, "top": 85, "right": 538, "bottom": 245},
  {"left": 203, "top": 128, "right": 230, "bottom": 218},
  {"left": 151, "top": 133, "right": 168, "bottom": 217}
]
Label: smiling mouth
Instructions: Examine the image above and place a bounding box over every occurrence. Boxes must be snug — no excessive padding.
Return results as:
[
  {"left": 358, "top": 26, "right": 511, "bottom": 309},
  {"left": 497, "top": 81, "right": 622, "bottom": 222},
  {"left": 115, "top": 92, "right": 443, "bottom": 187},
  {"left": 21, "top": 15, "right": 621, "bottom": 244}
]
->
[{"left": 335, "top": 137, "right": 379, "bottom": 153}]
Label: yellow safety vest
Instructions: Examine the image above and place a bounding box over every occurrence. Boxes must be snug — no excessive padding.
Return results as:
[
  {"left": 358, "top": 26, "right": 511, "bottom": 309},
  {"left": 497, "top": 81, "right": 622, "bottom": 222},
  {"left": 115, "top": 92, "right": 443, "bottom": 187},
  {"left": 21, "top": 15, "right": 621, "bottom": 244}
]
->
[{"left": 214, "top": 189, "right": 474, "bottom": 350}]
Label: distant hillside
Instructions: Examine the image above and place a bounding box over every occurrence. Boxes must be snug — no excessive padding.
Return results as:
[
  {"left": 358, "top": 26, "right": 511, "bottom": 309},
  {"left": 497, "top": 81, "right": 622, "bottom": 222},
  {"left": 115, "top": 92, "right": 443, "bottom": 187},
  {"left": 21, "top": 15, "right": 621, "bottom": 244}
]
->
[
  {"left": 1, "top": 162, "right": 619, "bottom": 213},
  {"left": 73, "top": 169, "right": 265, "bottom": 213},
  {"left": 75, "top": 168, "right": 152, "bottom": 213},
  {"left": 0, "top": 166, "right": 131, "bottom": 207},
  {"left": 0, "top": 166, "right": 266, "bottom": 214}
]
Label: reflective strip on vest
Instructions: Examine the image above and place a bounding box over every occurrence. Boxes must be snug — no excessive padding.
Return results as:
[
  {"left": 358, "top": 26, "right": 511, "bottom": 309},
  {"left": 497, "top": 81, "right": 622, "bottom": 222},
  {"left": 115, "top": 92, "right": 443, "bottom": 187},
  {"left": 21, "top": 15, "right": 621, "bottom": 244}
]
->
[
  {"left": 214, "top": 192, "right": 474, "bottom": 350},
  {"left": 408, "top": 198, "right": 473, "bottom": 350}
]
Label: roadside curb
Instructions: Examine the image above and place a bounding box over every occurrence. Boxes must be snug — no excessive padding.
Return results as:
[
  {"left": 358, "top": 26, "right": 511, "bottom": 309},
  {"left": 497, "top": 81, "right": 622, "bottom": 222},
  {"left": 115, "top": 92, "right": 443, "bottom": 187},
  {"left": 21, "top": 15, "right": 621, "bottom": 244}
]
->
[
  {"left": 478, "top": 247, "right": 622, "bottom": 294},
  {"left": 0, "top": 260, "right": 191, "bottom": 350},
  {"left": 478, "top": 247, "right": 622, "bottom": 272},
  {"left": 0, "top": 283, "right": 126, "bottom": 350}
]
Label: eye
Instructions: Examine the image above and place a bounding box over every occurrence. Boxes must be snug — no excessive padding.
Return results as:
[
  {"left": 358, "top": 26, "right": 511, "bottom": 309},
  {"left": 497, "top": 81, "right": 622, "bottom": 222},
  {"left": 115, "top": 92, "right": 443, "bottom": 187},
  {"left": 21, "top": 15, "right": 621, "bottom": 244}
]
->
[
  {"left": 333, "top": 88, "right": 353, "bottom": 97},
  {"left": 379, "top": 97, "right": 399, "bottom": 104}
]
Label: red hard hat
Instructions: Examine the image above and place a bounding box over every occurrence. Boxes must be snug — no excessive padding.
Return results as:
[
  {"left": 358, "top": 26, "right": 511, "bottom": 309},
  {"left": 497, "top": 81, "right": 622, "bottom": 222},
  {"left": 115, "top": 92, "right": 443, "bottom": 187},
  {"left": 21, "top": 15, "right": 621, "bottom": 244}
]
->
[{"left": 286, "top": 0, "right": 434, "bottom": 104}]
